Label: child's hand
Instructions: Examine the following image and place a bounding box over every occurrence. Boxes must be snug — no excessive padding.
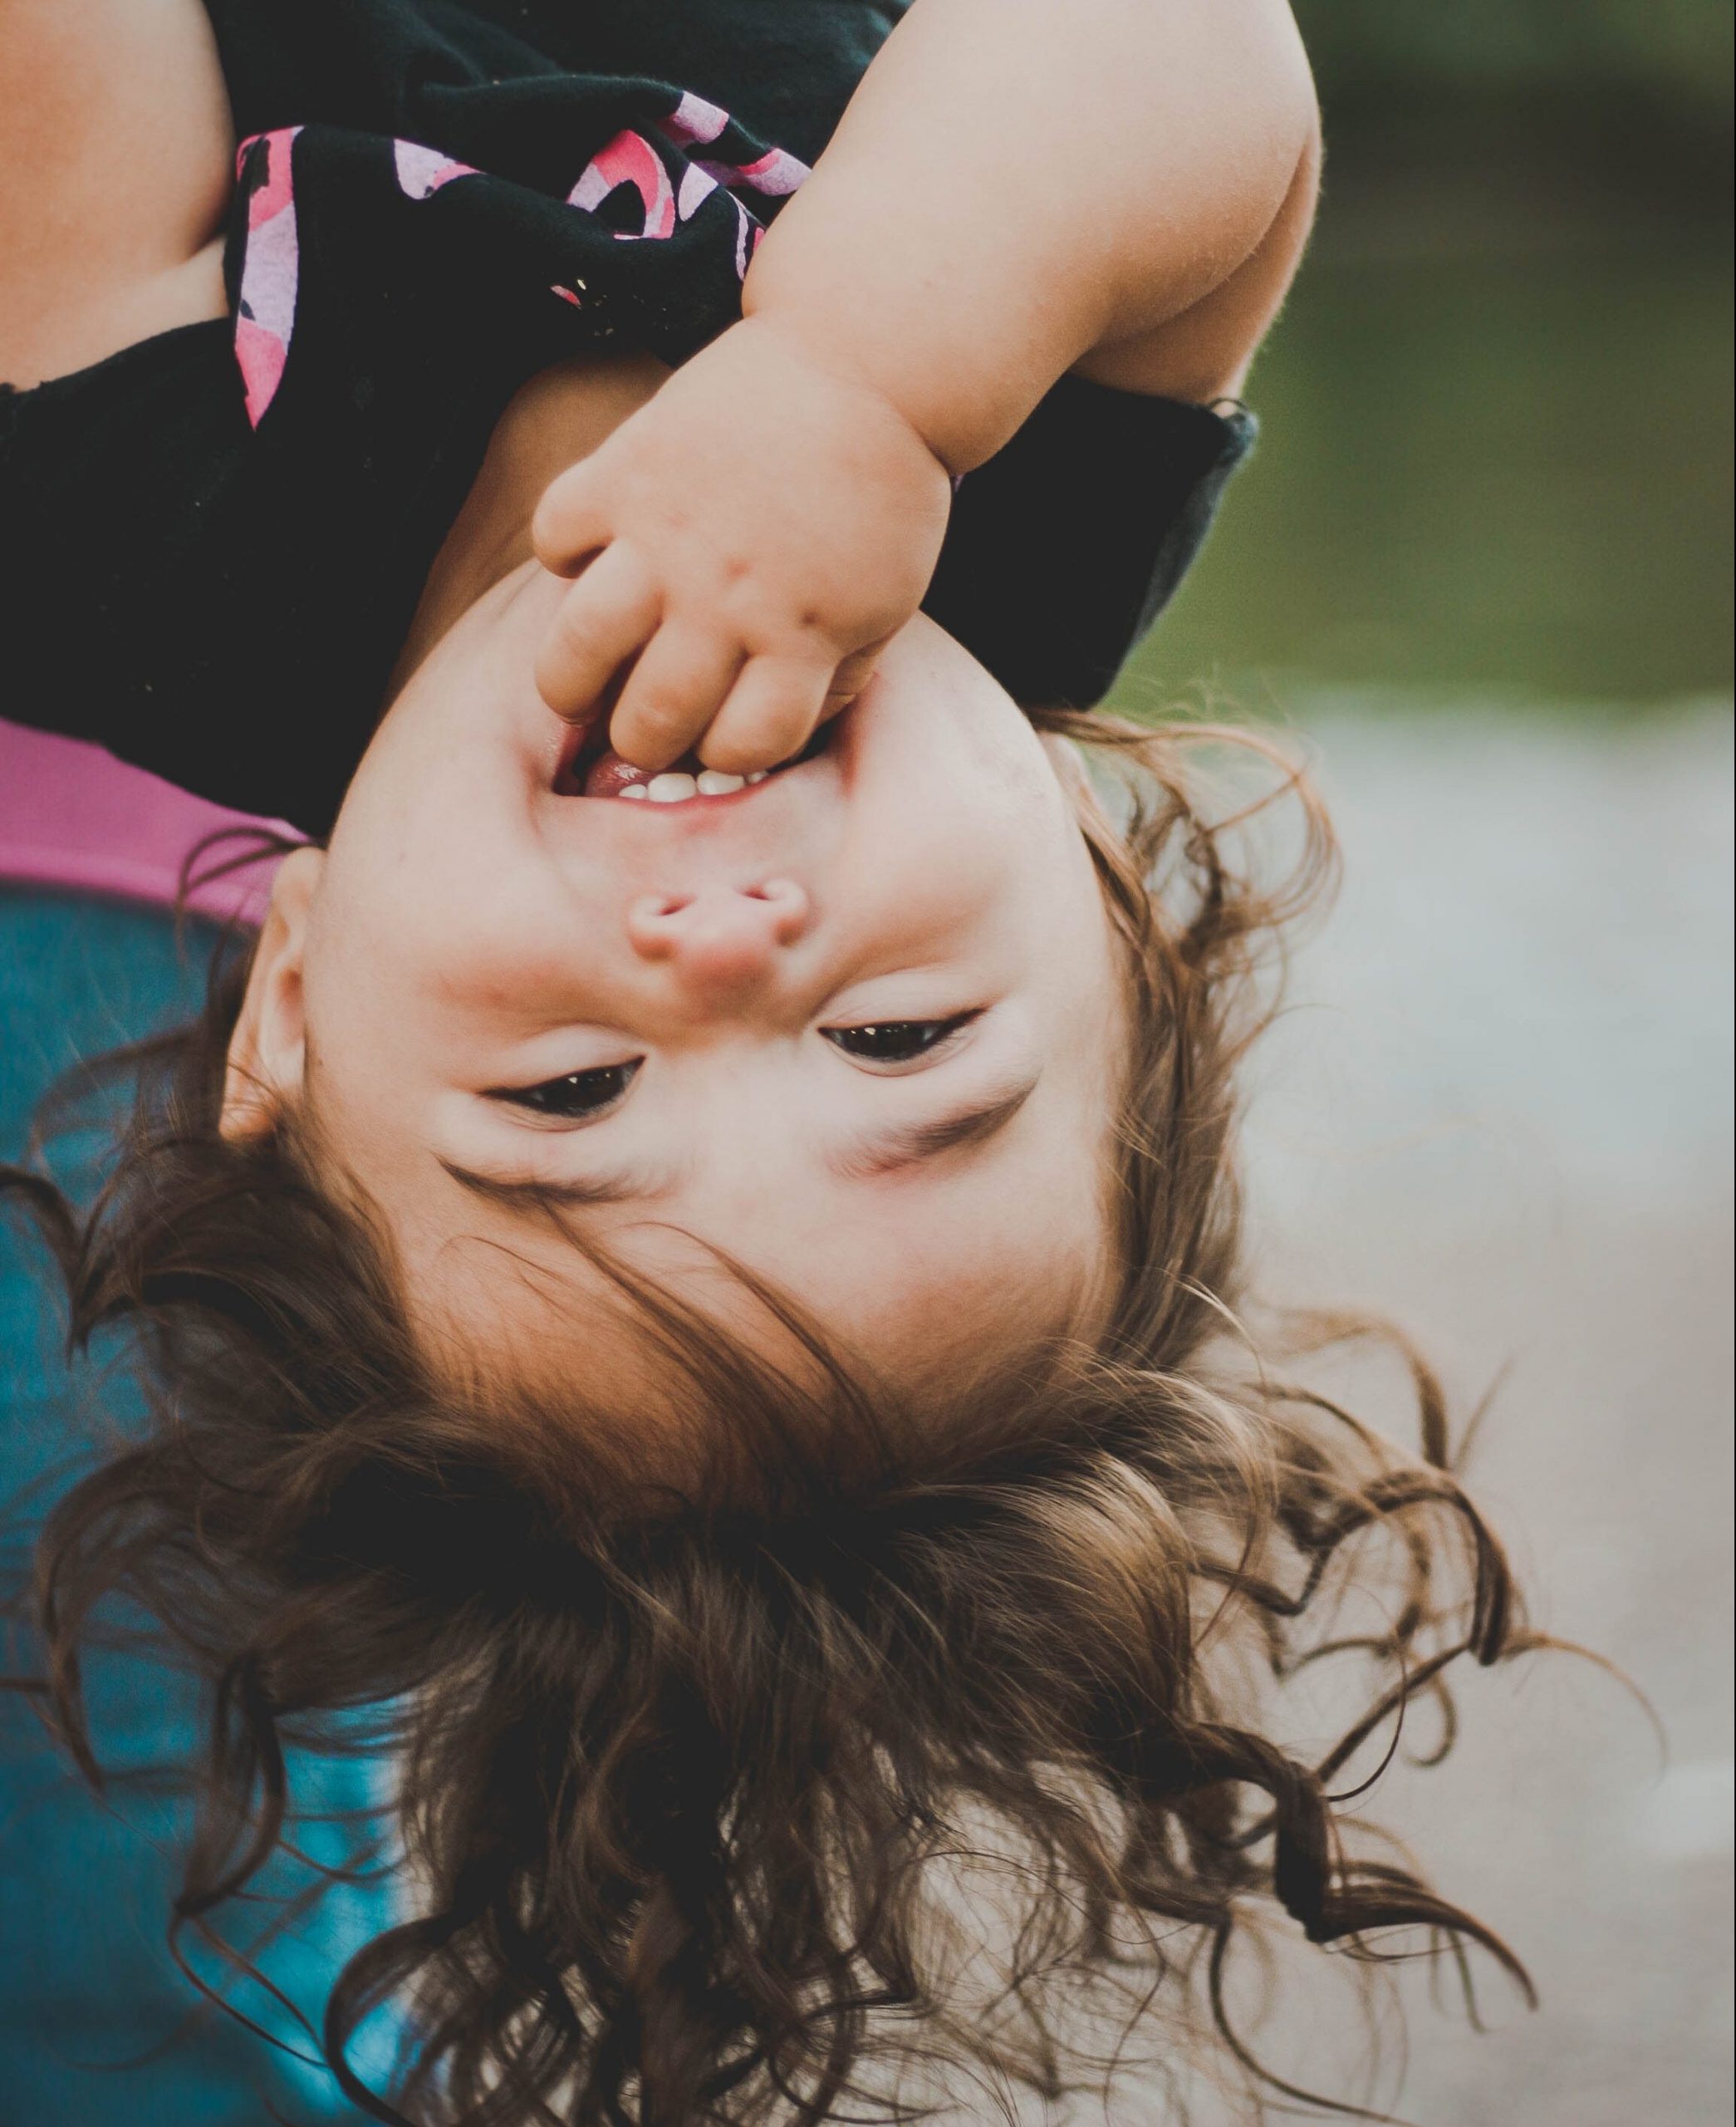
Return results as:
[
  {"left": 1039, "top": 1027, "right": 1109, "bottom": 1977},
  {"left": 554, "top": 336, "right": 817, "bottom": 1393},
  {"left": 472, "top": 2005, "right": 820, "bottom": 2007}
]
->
[{"left": 531, "top": 317, "right": 953, "bottom": 775}]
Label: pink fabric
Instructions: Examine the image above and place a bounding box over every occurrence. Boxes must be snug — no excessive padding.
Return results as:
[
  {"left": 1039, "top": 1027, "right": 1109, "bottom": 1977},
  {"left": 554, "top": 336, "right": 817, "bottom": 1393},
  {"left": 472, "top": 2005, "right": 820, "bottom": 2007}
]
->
[
  {"left": 393, "top": 138, "right": 482, "bottom": 200},
  {"left": 234, "top": 129, "right": 304, "bottom": 428},
  {"left": 0, "top": 720, "right": 293, "bottom": 926},
  {"left": 568, "top": 130, "right": 678, "bottom": 240},
  {"left": 659, "top": 91, "right": 731, "bottom": 150}
]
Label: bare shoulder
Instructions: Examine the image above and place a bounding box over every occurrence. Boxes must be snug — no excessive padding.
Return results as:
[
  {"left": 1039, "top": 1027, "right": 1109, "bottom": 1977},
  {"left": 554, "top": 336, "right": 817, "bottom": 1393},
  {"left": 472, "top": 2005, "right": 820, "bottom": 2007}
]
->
[{"left": 0, "top": 0, "right": 233, "bottom": 388}]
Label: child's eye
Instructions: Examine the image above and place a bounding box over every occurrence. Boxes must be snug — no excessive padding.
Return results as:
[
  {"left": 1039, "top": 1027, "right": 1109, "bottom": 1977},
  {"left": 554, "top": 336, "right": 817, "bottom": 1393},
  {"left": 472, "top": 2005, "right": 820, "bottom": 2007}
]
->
[
  {"left": 822, "top": 1013, "right": 979, "bottom": 1068},
  {"left": 493, "top": 1059, "right": 641, "bottom": 1119}
]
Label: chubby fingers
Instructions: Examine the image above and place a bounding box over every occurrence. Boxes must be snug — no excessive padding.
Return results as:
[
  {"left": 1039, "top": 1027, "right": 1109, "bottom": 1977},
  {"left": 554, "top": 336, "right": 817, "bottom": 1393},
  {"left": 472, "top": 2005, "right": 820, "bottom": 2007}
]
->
[
  {"left": 531, "top": 460, "right": 611, "bottom": 577},
  {"left": 819, "top": 641, "right": 887, "bottom": 720},
  {"left": 534, "top": 543, "right": 661, "bottom": 723},
  {"left": 690, "top": 654, "right": 836, "bottom": 777},
  {"left": 606, "top": 622, "right": 746, "bottom": 774}
]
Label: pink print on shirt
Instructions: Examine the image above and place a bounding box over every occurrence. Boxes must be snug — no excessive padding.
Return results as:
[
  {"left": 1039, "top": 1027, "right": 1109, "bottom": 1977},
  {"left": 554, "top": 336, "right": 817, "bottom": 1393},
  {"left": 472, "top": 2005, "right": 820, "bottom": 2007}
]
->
[
  {"left": 232, "top": 96, "right": 812, "bottom": 414},
  {"left": 658, "top": 90, "right": 732, "bottom": 149},
  {"left": 656, "top": 91, "right": 811, "bottom": 200},
  {"left": 233, "top": 129, "right": 303, "bottom": 429},
  {"left": 385, "top": 93, "right": 808, "bottom": 275},
  {"left": 393, "top": 140, "right": 482, "bottom": 199},
  {"left": 567, "top": 130, "right": 677, "bottom": 239},
  {"left": 653, "top": 92, "right": 808, "bottom": 273}
]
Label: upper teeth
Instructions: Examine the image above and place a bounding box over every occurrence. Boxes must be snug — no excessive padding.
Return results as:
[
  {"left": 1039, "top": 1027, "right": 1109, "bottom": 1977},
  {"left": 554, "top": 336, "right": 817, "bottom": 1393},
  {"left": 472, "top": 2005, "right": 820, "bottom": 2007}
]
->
[
  {"left": 635, "top": 769, "right": 753, "bottom": 803},
  {"left": 611, "top": 768, "right": 772, "bottom": 803}
]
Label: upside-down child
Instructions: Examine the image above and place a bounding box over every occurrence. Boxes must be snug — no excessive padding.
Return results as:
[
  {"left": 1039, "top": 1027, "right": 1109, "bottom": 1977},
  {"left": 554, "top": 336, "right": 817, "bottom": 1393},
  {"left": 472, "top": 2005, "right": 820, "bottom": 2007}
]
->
[{"left": 1, "top": 1, "right": 1537, "bottom": 2119}]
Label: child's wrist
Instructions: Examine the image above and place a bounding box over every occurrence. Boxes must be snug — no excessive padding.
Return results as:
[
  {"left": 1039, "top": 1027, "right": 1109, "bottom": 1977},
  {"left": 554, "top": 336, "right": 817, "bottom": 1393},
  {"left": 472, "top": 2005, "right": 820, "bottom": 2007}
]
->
[
  {"left": 738, "top": 281, "right": 1055, "bottom": 479},
  {"left": 728, "top": 305, "right": 964, "bottom": 481}
]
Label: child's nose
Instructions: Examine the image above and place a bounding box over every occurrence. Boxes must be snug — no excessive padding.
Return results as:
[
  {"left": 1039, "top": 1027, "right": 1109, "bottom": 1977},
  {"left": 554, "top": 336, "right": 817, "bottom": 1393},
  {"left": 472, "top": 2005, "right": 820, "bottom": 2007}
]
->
[{"left": 625, "top": 879, "right": 812, "bottom": 994}]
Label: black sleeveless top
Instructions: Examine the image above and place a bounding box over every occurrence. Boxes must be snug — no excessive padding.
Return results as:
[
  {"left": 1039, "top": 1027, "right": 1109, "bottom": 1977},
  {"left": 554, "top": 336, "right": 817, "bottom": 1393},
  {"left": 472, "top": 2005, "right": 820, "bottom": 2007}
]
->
[{"left": 0, "top": 0, "right": 1253, "bottom": 835}]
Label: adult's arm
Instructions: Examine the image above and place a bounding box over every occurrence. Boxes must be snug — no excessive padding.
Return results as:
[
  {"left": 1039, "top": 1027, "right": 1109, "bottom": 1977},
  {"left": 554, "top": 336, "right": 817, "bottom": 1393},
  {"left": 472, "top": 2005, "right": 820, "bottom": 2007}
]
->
[{"left": 0, "top": 0, "right": 231, "bottom": 389}]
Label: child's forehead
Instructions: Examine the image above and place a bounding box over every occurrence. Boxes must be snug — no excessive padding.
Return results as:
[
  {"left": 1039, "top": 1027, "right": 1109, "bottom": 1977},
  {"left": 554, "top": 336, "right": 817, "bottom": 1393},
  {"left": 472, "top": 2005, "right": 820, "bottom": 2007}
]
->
[{"left": 363, "top": 1113, "right": 1118, "bottom": 1416}]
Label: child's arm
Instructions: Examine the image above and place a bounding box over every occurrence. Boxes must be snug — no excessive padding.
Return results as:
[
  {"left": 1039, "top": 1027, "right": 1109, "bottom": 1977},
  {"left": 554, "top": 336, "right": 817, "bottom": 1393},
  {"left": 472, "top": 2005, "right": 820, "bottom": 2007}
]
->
[
  {"left": 532, "top": 0, "right": 1319, "bottom": 776},
  {"left": 745, "top": 0, "right": 1318, "bottom": 455}
]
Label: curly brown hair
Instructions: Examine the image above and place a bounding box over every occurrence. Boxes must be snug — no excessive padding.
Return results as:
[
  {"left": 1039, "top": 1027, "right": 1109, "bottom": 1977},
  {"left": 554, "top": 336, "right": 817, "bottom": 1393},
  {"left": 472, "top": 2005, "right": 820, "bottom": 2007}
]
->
[{"left": 2, "top": 717, "right": 1540, "bottom": 2126}]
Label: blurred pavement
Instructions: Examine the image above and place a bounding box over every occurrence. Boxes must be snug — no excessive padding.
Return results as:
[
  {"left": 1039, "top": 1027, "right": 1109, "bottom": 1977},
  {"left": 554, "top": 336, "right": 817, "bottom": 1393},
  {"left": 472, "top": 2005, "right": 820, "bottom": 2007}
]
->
[{"left": 1235, "top": 700, "right": 1734, "bottom": 2127}]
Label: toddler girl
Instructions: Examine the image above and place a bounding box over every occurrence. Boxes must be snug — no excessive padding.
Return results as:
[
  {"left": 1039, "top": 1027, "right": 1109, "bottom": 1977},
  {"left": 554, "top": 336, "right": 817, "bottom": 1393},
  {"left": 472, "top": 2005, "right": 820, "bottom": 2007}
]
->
[{"left": 2, "top": 2, "right": 1537, "bottom": 2120}]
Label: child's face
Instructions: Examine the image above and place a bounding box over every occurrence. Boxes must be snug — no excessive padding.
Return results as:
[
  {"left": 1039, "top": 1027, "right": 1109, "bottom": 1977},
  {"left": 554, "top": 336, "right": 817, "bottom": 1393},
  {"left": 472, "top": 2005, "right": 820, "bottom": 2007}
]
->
[{"left": 233, "top": 564, "right": 1125, "bottom": 1403}]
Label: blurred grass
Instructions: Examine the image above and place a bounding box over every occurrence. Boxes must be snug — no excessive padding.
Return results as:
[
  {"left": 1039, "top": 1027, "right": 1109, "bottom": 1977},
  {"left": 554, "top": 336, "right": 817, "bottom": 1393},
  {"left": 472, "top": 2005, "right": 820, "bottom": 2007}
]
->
[
  {"left": 1297, "top": 0, "right": 1732, "bottom": 101},
  {"left": 1113, "top": 3, "right": 1734, "bottom": 717},
  {"left": 1296, "top": 0, "right": 1734, "bottom": 179}
]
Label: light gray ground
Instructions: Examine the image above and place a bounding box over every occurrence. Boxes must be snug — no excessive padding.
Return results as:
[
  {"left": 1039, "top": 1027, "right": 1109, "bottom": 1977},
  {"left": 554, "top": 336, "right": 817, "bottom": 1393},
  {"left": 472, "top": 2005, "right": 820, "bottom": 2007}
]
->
[{"left": 1220, "top": 700, "right": 1734, "bottom": 2127}]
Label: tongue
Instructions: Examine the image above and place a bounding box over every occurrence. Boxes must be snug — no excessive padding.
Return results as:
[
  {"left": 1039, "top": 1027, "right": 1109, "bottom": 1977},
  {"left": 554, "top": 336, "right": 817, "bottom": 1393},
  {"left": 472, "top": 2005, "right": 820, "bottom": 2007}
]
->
[{"left": 583, "top": 749, "right": 655, "bottom": 798}]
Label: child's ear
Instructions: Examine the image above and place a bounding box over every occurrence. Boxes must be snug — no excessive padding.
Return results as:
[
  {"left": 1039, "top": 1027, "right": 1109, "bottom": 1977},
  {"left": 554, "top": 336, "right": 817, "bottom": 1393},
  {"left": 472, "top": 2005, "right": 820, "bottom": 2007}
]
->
[
  {"left": 1040, "top": 729, "right": 1116, "bottom": 836},
  {"left": 1039, "top": 729, "right": 1095, "bottom": 802},
  {"left": 220, "top": 845, "right": 325, "bottom": 1142}
]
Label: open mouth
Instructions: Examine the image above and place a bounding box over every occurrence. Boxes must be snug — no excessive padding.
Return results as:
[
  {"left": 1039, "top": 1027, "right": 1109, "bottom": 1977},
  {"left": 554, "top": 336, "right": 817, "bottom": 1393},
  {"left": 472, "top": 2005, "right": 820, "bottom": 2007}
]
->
[{"left": 555, "top": 717, "right": 836, "bottom": 803}]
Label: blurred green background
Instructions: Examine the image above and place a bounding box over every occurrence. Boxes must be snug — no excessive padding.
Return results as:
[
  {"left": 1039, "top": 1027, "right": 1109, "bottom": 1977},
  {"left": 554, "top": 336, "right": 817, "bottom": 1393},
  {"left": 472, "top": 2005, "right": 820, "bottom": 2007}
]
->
[{"left": 1117, "top": 0, "right": 1733, "bottom": 710}]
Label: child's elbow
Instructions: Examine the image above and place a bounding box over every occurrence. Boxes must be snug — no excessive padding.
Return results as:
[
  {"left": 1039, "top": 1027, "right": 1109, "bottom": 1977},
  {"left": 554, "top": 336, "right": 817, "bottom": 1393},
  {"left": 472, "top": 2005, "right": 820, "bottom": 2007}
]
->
[
  {"left": 1184, "top": 0, "right": 1323, "bottom": 262},
  {"left": 1252, "top": 0, "right": 1324, "bottom": 214},
  {"left": 1235, "top": 0, "right": 1323, "bottom": 281}
]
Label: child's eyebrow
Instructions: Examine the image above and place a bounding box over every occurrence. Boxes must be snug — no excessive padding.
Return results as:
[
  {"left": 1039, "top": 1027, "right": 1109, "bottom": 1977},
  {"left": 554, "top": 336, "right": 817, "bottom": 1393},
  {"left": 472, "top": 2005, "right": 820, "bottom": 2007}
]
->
[
  {"left": 826, "top": 1075, "right": 1040, "bottom": 1181},
  {"left": 436, "top": 1156, "right": 670, "bottom": 1211}
]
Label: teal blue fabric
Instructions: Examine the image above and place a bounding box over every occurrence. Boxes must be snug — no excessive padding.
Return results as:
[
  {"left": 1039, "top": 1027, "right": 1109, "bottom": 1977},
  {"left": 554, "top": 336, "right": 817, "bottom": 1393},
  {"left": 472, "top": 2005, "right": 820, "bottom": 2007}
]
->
[{"left": 0, "top": 888, "right": 397, "bottom": 2125}]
